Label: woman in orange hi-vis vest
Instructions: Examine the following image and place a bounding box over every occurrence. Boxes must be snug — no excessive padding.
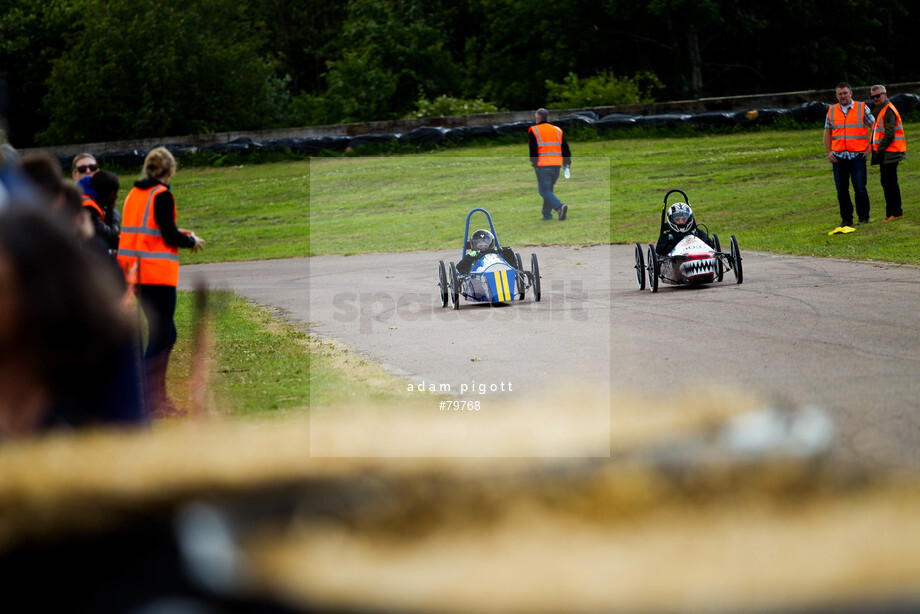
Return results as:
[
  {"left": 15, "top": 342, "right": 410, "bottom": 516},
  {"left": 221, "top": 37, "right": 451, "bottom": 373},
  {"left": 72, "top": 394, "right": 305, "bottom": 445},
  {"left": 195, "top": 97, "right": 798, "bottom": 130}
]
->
[
  {"left": 117, "top": 147, "right": 204, "bottom": 418},
  {"left": 528, "top": 108, "right": 572, "bottom": 221}
]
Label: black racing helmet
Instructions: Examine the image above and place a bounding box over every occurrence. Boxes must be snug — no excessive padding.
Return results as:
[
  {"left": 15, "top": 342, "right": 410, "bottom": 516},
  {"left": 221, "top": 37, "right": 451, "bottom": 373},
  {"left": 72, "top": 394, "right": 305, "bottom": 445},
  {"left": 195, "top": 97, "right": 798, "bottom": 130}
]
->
[
  {"left": 470, "top": 229, "right": 495, "bottom": 252},
  {"left": 666, "top": 202, "right": 694, "bottom": 233}
]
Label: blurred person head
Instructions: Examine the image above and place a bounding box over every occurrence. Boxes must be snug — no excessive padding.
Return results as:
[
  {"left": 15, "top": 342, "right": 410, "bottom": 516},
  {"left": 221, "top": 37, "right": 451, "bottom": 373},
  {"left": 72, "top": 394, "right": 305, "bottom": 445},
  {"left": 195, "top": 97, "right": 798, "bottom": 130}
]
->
[
  {"left": 89, "top": 169, "right": 119, "bottom": 210},
  {"left": 20, "top": 153, "right": 63, "bottom": 191},
  {"left": 2, "top": 147, "right": 46, "bottom": 213},
  {"left": 534, "top": 108, "right": 549, "bottom": 124},
  {"left": 71, "top": 153, "right": 99, "bottom": 182},
  {"left": 0, "top": 208, "right": 132, "bottom": 433},
  {"left": 19, "top": 152, "right": 64, "bottom": 210},
  {"left": 60, "top": 182, "right": 95, "bottom": 241},
  {"left": 20, "top": 154, "right": 114, "bottom": 244},
  {"left": 143, "top": 147, "right": 176, "bottom": 183}
]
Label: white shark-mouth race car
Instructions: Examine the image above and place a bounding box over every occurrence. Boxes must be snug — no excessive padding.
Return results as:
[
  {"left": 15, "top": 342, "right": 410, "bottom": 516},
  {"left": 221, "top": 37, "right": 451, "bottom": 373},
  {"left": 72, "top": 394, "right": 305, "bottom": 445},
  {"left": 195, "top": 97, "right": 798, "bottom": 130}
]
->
[
  {"left": 438, "top": 208, "right": 541, "bottom": 310},
  {"left": 634, "top": 189, "right": 743, "bottom": 293}
]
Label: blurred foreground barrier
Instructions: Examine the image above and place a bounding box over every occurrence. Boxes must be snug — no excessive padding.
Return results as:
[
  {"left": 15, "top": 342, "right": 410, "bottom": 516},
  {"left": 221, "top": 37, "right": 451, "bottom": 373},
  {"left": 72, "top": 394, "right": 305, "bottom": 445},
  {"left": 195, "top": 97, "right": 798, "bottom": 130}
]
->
[{"left": 1, "top": 387, "right": 919, "bottom": 613}]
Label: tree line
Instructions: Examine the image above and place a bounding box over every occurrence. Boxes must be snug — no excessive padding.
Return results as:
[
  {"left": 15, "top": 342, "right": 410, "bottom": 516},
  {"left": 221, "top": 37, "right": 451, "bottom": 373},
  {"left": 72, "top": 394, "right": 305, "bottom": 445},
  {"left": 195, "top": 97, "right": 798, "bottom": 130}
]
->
[{"left": 1, "top": 0, "right": 915, "bottom": 148}]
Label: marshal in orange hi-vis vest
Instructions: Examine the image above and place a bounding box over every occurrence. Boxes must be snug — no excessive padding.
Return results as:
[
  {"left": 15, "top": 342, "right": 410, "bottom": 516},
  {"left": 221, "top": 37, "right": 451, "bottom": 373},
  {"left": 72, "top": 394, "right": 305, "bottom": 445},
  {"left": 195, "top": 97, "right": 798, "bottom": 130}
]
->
[
  {"left": 872, "top": 103, "right": 907, "bottom": 153},
  {"left": 117, "top": 184, "right": 180, "bottom": 287},
  {"left": 528, "top": 123, "right": 564, "bottom": 166},
  {"left": 826, "top": 103, "right": 870, "bottom": 152}
]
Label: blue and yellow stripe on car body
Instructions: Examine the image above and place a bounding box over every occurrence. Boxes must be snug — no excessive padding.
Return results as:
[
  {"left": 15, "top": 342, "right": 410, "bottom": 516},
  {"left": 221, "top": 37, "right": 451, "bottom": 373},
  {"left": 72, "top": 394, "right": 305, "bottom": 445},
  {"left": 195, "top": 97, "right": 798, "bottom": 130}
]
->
[{"left": 486, "top": 268, "right": 515, "bottom": 302}]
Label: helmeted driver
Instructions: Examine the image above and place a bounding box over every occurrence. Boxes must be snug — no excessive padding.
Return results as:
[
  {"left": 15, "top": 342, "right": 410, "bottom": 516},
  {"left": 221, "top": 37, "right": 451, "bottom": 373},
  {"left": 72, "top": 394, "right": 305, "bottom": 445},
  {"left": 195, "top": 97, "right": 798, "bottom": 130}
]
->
[
  {"left": 470, "top": 229, "right": 495, "bottom": 252},
  {"left": 656, "top": 202, "right": 713, "bottom": 255},
  {"left": 457, "top": 229, "right": 498, "bottom": 273}
]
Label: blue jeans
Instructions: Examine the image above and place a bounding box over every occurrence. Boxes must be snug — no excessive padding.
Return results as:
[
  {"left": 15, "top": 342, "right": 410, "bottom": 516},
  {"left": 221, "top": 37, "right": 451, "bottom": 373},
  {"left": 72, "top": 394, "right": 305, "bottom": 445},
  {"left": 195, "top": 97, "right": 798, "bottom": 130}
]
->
[
  {"left": 534, "top": 166, "right": 563, "bottom": 218},
  {"left": 831, "top": 155, "right": 870, "bottom": 224}
]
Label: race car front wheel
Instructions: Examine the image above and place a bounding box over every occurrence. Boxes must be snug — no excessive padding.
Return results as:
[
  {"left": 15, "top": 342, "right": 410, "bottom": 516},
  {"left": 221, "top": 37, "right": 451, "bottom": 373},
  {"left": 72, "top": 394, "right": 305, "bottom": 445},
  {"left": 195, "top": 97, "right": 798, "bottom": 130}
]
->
[
  {"left": 646, "top": 245, "right": 659, "bottom": 293},
  {"left": 449, "top": 262, "right": 460, "bottom": 309},
  {"left": 438, "top": 260, "right": 448, "bottom": 307},
  {"left": 712, "top": 234, "right": 724, "bottom": 282},
  {"left": 530, "top": 253, "right": 541, "bottom": 302},
  {"left": 515, "top": 253, "right": 526, "bottom": 299},
  {"left": 634, "top": 242, "right": 645, "bottom": 290},
  {"left": 730, "top": 235, "right": 743, "bottom": 284}
]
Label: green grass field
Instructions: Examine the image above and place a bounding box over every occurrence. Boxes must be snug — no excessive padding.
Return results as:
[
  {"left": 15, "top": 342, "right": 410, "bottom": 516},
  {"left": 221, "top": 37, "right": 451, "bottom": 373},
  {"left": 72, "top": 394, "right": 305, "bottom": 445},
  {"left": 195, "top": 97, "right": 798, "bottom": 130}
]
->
[
  {"left": 140, "top": 123, "right": 917, "bottom": 416},
  {"left": 159, "top": 123, "right": 919, "bottom": 265}
]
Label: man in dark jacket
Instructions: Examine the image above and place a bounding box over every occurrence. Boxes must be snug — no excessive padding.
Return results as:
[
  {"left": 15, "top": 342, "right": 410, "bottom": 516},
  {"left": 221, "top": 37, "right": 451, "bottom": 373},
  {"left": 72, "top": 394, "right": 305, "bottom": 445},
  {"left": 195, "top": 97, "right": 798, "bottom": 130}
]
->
[{"left": 869, "top": 85, "right": 907, "bottom": 222}]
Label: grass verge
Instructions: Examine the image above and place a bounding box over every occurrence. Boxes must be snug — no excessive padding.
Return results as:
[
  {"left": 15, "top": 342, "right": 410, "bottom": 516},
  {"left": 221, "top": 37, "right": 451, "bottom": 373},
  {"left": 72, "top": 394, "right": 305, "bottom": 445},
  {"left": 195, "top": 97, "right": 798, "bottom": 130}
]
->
[
  {"left": 170, "top": 291, "right": 310, "bottom": 418},
  {"left": 168, "top": 290, "right": 416, "bottom": 418}
]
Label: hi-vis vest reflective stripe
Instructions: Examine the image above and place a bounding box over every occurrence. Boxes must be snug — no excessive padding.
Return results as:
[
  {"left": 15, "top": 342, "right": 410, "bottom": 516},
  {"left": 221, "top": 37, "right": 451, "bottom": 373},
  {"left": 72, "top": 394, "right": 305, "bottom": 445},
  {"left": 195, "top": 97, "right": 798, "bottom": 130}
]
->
[
  {"left": 117, "top": 184, "right": 180, "bottom": 287},
  {"left": 80, "top": 194, "right": 105, "bottom": 220},
  {"left": 872, "top": 103, "right": 907, "bottom": 153},
  {"left": 827, "top": 103, "right": 870, "bottom": 152},
  {"left": 529, "top": 123, "right": 563, "bottom": 166}
]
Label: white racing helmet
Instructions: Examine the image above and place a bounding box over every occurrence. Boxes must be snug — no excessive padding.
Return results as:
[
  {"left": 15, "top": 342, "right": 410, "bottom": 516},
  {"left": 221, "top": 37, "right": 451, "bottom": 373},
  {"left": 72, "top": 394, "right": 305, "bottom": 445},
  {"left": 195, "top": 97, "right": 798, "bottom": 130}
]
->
[
  {"left": 470, "top": 229, "right": 495, "bottom": 252},
  {"left": 666, "top": 202, "right": 694, "bottom": 233}
]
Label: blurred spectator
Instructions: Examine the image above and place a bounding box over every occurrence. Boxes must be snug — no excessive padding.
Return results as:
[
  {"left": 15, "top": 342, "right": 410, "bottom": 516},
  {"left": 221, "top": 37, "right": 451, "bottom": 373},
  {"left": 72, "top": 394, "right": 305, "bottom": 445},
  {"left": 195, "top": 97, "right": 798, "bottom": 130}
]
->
[
  {"left": 1, "top": 85, "right": 43, "bottom": 211},
  {"left": 71, "top": 152, "right": 99, "bottom": 182},
  {"left": 16, "top": 154, "right": 142, "bottom": 421},
  {"left": 0, "top": 208, "right": 145, "bottom": 437},
  {"left": 1, "top": 144, "right": 44, "bottom": 212},
  {"left": 118, "top": 147, "right": 204, "bottom": 418},
  {"left": 19, "top": 151, "right": 97, "bottom": 241},
  {"left": 18, "top": 151, "right": 63, "bottom": 210},
  {"left": 59, "top": 182, "right": 96, "bottom": 242},
  {"left": 77, "top": 170, "right": 122, "bottom": 253}
]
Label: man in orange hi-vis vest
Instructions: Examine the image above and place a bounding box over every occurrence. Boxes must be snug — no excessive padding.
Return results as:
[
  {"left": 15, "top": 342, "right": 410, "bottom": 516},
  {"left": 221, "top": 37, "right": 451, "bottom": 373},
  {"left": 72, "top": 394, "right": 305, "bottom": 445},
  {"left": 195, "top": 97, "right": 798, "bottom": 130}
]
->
[
  {"left": 869, "top": 84, "right": 907, "bottom": 222},
  {"left": 823, "top": 82, "right": 875, "bottom": 228},
  {"left": 528, "top": 108, "right": 572, "bottom": 221}
]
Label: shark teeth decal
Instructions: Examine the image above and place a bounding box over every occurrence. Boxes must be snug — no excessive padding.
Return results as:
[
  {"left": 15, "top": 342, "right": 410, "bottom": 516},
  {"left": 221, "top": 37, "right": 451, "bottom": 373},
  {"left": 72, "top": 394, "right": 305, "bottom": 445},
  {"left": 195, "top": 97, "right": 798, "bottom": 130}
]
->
[{"left": 680, "top": 257, "right": 716, "bottom": 278}]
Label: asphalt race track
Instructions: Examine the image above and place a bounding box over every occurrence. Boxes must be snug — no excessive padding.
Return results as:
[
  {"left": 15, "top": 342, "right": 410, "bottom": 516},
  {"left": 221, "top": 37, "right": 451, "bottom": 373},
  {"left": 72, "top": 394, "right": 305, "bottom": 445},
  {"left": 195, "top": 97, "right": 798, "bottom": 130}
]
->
[{"left": 181, "top": 245, "right": 920, "bottom": 470}]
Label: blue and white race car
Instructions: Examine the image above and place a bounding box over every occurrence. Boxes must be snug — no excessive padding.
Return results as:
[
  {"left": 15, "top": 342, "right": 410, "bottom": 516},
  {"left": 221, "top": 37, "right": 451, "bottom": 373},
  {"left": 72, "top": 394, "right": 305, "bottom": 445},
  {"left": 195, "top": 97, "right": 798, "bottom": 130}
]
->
[{"left": 438, "top": 208, "right": 541, "bottom": 310}]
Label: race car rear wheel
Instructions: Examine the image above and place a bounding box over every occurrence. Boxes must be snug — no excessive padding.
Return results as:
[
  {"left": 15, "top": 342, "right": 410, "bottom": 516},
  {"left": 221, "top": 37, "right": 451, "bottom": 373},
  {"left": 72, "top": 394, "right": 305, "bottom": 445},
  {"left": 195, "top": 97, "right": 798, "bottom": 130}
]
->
[
  {"left": 646, "top": 245, "right": 659, "bottom": 293},
  {"left": 712, "top": 234, "right": 723, "bottom": 282},
  {"left": 730, "top": 235, "right": 743, "bottom": 284},
  {"left": 634, "top": 242, "right": 645, "bottom": 290},
  {"left": 531, "top": 253, "right": 541, "bottom": 302},
  {"left": 515, "top": 253, "right": 526, "bottom": 299},
  {"left": 438, "top": 260, "right": 449, "bottom": 307},
  {"left": 449, "top": 262, "right": 461, "bottom": 309}
]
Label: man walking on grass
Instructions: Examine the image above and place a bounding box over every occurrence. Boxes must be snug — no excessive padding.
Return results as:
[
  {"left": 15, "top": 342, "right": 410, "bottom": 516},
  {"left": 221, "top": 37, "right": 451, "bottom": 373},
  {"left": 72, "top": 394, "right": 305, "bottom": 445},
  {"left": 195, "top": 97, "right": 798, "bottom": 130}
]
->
[{"left": 528, "top": 108, "right": 571, "bottom": 221}]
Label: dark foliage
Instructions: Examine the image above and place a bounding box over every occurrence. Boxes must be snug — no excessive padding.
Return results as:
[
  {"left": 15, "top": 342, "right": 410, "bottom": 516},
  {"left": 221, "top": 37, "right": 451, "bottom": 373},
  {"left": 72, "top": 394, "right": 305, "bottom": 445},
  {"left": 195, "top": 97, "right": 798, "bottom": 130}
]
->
[{"left": 1, "top": 0, "right": 918, "bottom": 147}]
